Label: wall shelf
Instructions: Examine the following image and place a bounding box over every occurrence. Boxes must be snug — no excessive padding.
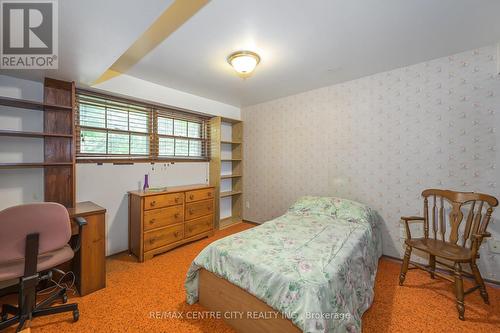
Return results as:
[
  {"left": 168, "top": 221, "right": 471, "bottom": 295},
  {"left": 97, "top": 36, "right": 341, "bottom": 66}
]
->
[
  {"left": 0, "top": 162, "right": 73, "bottom": 169},
  {"left": 219, "top": 216, "right": 243, "bottom": 230},
  {"left": 0, "top": 130, "right": 73, "bottom": 138},
  {"left": 0, "top": 96, "right": 73, "bottom": 112},
  {"left": 220, "top": 174, "right": 242, "bottom": 179},
  {"left": 209, "top": 117, "right": 243, "bottom": 230},
  {"left": 221, "top": 140, "right": 242, "bottom": 144},
  {"left": 220, "top": 190, "right": 242, "bottom": 198},
  {"left": 0, "top": 79, "right": 76, "bottom": 207}
]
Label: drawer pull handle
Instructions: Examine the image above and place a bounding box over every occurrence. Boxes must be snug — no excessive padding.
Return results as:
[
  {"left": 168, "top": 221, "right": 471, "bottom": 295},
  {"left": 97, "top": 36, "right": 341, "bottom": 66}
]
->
[
  {"left": 207, "top": 192, "right": 212, "bottom": 197},
  {"left": 174, "top": 231, "right": 180, "bottom": 237},
  {"left": 149, "top": 238, "right": 155, "bottom": 244},
  {"left": 189, "top": 208, "right": 194, "bottom": 214},
  {"left": 188, "top": 227, "right": 193, "bottom": 232},
  {"left": 149, "top": 218, "right": 156, "bottom": 224},
  {"left": 175, "top": 197, "right": 180, "bottom": 203},
  {"left": 189, "top": 194, "right": 194, "bottom": 200},
  {"left": 150, "top": 201, "right": 156, "bottom": 207},
  {"left": 174, "top": 213, "right": 180, "bottom": 218}
]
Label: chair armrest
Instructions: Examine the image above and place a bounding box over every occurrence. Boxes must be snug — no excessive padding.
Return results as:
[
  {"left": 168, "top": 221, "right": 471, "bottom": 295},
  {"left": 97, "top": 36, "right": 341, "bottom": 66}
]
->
[
  {"left": 72, "top": 217, "right": 87, "bottom": 252},
  {"left": 401, "top": 216, "right": 425, "bottom": 240},
  {"left": 471, "top": 232, "right": 491, "bottom": 240}
]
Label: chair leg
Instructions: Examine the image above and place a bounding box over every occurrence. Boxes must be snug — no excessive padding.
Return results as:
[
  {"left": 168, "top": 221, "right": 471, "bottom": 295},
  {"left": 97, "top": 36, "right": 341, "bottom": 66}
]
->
[
  {"left": 453, "top": 262, "right": 465, "bottom": 320},
  {"left": 32, "top": 303, "right": 78, "bottom": 322},
  {"left": 470, "top": 262, "right": 489, "bottom": 304},
  {"left": 2, "top": 304, "right": 18, "bottom": 317},
  {"left": 429, "top": 255, "right": 436, "bottom": 279},
  {"left": 0, "top": 314, "right": 19, "bottom": 331},
  {"left": 399, "top": 245, "right": 412, "bottom": 286}
]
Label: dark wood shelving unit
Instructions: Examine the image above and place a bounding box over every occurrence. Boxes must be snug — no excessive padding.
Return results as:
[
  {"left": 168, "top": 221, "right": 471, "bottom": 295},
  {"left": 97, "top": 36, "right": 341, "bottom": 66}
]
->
[
  {"left": 0, "top": 95, "right": 72, "bottom": 111},
  {"left": 0, "top": 78, "right": 76, "bottom": 208}
]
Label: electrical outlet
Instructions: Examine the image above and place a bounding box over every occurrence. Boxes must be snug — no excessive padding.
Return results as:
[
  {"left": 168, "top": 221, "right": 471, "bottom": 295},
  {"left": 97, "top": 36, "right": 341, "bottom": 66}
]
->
[
  {"left": 246, "top": 201, "right": 250, "bottom": 209},
  {"left": 489, "top": 239, "right": 500, "bottom": 254}
]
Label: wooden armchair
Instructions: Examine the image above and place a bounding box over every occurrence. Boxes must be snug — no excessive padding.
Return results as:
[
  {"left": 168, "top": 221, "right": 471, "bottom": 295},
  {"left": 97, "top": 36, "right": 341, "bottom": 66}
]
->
[{"left": 399, "top": 189, "right": 498, "bottom": 320}]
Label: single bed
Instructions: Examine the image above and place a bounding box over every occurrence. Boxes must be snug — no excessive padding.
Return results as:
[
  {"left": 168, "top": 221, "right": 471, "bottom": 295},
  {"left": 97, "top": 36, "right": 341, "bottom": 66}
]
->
[{"left": 185, "top": 196, "right": 383, "bottom": 333}]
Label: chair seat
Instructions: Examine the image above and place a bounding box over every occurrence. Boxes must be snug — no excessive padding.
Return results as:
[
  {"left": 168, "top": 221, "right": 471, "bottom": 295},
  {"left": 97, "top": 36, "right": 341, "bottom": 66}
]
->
[
  {"left": 406, "top": 238, "right": 472, "bottom": 261},
  {"left": 0, "top": 245, "right": 74, "bottom": 281}
]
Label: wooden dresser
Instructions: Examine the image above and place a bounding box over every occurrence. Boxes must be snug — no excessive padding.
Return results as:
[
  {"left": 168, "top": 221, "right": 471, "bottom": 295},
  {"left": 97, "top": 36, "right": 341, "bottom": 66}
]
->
[{"left": 128, "top": 184, "right": 215, "bottom": 262}]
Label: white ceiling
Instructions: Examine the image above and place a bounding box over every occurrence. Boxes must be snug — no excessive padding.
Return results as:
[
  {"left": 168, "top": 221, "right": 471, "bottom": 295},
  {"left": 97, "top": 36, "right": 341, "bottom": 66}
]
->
[
  {"left": 0, "top": 0, "right": 173, "bottom": 83},
  {"left": 2, "top": 0, "right": 500, "bottom": 107}
]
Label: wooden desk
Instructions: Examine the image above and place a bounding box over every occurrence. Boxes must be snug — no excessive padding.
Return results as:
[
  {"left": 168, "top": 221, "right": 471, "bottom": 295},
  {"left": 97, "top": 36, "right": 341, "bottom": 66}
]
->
[{"left": 67, "top": 201, "right": 106, "bottom": 296}]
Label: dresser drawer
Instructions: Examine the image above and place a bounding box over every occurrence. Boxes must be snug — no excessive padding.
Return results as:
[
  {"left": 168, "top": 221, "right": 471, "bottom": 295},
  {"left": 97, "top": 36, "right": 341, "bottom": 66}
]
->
[
  {"left": 185, "top": 199, "right": 214, "bottom": 220},
  {"left": 143, "top": 205, "right": 183, "bottom": 231},
  {"left": 185, "top": 188, "right": 214, "bottom": 203},
  {"left": 185, "top": 215, "right": 213, "bottom": 238},
  {"left": 144, "top": 224, "right": 184, "bottom": 252},
  {"left": 144, "top": 193, "right": 183, "bottom": 210}
]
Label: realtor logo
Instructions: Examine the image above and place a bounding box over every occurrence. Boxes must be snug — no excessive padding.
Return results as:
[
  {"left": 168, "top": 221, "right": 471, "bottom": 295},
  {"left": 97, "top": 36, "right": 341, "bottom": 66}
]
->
[{"left": 1, "top": 0, "right": 58, "bottom": 69}]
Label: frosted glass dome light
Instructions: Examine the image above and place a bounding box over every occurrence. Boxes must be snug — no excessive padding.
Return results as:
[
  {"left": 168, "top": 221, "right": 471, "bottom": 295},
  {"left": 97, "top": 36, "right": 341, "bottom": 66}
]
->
[{"left": 227, "top": 51, "right": 260, "bottom": 78}]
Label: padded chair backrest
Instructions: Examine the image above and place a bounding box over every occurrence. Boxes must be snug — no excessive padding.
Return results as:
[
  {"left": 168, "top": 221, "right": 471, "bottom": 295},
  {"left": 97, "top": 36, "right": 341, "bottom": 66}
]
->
[{"left": 0, "top": 202, "right": 71, "bottom": 263}]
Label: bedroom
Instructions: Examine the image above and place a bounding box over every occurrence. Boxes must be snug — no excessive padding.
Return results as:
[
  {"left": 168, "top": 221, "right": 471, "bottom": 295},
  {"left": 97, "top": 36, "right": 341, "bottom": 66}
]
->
[{"left": 0, "top": 0, "right": 499, "bottom": 332}]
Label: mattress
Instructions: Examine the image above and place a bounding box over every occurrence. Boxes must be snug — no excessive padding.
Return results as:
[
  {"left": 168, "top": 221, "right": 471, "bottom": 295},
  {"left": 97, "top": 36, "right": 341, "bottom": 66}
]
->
[{"left": 185, "top": 196, "right": 383, "bottom": 333}]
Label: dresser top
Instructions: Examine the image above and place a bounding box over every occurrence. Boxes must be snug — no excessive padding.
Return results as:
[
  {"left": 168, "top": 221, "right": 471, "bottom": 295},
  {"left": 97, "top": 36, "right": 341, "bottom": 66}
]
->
[{"left": 128, "top": 184, "right": 213, "bottom": 197}]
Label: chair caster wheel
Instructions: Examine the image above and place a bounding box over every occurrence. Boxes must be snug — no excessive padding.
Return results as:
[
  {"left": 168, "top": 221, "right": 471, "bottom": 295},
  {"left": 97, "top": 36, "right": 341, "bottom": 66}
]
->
[
  {"left": 62, "top": 293, "right": 68, "bottom": 304},
  {"left": 73, "top": 309, "right": 79, "bottom": 322}
]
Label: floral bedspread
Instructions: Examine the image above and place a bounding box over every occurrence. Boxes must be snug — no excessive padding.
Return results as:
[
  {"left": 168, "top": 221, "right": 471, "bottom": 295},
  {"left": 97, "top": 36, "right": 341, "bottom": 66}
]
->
[{"left": 185, "top": 196, "right": 383, "bottom": 333}]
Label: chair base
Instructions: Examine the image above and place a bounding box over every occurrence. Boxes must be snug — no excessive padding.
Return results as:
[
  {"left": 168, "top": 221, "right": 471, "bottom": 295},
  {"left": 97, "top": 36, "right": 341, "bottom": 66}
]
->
[
  {"left": 0, "top": 288, "right": 78, "bottom": 332},
  {"left": 399, "top": 254, "right": 490, "bottom": 321}
]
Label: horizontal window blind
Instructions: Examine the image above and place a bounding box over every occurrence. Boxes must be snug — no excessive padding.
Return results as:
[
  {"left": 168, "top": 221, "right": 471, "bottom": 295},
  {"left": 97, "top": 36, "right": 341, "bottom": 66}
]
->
[
  {"left": 76, "top": 90, "right": 210, "bottom": 162},
  {"left": 154, "top": 107, "right": 209, "bottom": 159}
]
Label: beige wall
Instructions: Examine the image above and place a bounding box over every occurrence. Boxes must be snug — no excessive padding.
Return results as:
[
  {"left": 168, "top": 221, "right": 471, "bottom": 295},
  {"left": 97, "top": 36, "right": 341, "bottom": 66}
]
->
[{"left": 242, "top": 44, "right": 500, "bottom": 281}]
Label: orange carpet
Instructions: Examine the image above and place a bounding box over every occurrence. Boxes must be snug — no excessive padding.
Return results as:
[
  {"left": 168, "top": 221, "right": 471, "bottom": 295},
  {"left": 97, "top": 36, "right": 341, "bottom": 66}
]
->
[{"left": 1, "top": 222, "right": 499, "bottom": 333}]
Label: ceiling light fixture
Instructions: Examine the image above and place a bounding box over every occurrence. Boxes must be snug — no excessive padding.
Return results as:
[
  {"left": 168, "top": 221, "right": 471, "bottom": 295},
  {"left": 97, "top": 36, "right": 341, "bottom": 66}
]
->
[{"left": 227, "top": 51, "right": 260, "bottom": 78}]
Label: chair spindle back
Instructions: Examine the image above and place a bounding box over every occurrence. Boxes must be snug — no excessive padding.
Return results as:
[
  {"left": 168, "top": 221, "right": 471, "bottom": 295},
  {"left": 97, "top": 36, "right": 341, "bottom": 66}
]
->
[{"left": 422, "top": 189, "right": 498, "bottom": 249}]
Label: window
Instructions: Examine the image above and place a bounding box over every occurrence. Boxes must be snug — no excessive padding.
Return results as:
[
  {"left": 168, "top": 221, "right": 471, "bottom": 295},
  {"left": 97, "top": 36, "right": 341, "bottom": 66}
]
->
[
  {"left": 76, "top": 91, "right": 209, "bottom": 162},
  {"left": 156, "top": 111, "right": 204, "bottom": 158}
]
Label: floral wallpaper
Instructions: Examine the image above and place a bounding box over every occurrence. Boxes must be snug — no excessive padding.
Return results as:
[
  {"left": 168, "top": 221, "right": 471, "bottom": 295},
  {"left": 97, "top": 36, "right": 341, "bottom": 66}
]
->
[{"left": 242, "top": 44, "right": 500, "bottom": 281}]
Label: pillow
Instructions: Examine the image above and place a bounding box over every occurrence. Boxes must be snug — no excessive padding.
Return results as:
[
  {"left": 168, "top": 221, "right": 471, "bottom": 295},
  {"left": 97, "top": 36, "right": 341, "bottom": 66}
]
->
[
  {"left": 288, "top": 196, "right": 371, "bottom": 224},
  {"left": 288, "top": 196, "right": 337, "bottom": 217}
]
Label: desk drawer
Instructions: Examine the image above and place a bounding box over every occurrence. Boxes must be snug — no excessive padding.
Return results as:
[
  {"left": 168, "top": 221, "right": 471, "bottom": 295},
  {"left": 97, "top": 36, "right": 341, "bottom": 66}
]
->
[
  {"left": 144, "top": 193, "right": 183, "bottom": 210},
  {"left": 143, "top": 205, "right": 183, "bottom": 231},
  {"left": 185, "top": 214, "right": 213, "bottom": 238},
  {"left": 185, "top": 199, "right": 213, "bottom": 221},
  {"left": 144, "top": 224, "right": 184, "bottom": 252},
  {"left": 186, "top": 188, "right": 214, "bottom": 203}
]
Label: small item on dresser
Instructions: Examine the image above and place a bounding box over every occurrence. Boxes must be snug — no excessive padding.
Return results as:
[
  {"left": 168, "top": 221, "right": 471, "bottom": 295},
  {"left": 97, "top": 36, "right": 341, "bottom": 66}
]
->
[{"left": 143, "top": 174, "right": 149, "bottom": 191}]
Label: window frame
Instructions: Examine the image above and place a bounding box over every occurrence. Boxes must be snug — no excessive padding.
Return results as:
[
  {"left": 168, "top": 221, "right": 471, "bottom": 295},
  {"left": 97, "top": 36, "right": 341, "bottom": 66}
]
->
[{"left": 75, "top": 90, "right": 210, "bottom": 163}]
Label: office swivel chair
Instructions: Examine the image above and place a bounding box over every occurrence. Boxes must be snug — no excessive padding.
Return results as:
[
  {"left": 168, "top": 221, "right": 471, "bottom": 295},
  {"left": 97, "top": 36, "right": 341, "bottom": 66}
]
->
[{"left": 0, "top": 203, "right": 86, "bottom": 332}]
